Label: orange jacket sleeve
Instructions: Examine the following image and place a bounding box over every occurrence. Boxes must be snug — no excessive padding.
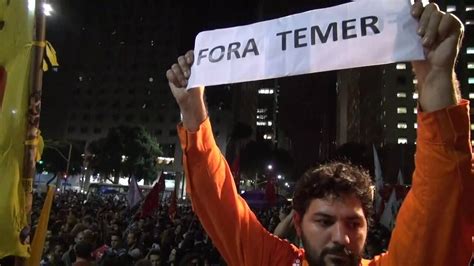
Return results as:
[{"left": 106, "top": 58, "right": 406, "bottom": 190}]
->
[
  {"left": 383, "top": 100, "right": 474, "bottom": 265},
  {"left": 178, "top": 119, "right": 301, "bottom": 266}
]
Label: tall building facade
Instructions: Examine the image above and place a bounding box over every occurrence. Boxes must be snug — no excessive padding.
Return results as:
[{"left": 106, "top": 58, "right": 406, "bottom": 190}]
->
[
  {"left": 41, "top": 0, "right": 233, "bottom": 188},
  {"left": 336, "top": 2, "right": 474, "bottom": 182}
]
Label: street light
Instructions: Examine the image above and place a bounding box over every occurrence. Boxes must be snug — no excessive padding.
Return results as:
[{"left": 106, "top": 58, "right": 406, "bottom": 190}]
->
[
  {"left": 267, "top": 164, "right": 273, "bottom": 170},
  {"left": 277, "top": 175, "right": 283, "bottom": 180},
  {"left": 43, "top": 3, "right": 53, "bottom": 16}
]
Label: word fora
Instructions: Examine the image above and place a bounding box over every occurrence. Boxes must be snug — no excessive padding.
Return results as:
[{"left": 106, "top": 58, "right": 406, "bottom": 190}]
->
[
  {"left": 276, "top": 16, "right": 381, "bottom": 50},
  {"left": 197, "top": 39, "right": 259, "bottom": 65}
]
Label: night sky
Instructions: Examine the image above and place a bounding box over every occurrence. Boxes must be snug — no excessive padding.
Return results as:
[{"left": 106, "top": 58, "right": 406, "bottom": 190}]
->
[{"left": 41, "top": 0, "right": 353, "bottom": 176}]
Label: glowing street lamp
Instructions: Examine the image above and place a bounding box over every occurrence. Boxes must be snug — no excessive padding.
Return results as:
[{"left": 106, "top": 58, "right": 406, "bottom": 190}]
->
[
  {"left": 267, "top": 164, "right": 273, "bottom": 170},
  {"left": 43, "top": 3, "right": 53, "bottom": 16}
]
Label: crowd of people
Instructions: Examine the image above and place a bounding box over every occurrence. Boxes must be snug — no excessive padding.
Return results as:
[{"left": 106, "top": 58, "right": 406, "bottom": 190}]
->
[
  {"left": 31, "top": 189, "right": 224, "bottom": 266},
  {"left": 30, "top": 187, "right": 393, "bottom": 266}
]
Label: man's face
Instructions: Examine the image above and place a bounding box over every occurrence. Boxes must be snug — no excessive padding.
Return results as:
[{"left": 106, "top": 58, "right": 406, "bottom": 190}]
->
[
  {"left": 111, "top": 235, "right": 120, "bottom": 249},
  {"left": 54, "top": 244, "right": 63, "bottom": 256},
  {"left": 294, "top": 193, "right": 367, "bottom": 266},
  {"left": 75, "top": 232, "right": 84, "bottom": 244},
  {"left": 149, "top": 254, "right": 160, "bottom": 266},
  {"left": 127, "top": 233, "right": 136, "bottom": 246}
]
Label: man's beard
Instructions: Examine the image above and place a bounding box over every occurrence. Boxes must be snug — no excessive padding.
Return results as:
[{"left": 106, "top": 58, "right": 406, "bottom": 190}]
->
[{"left": 301, "top": 233, "right": 360, "bottom": 266}]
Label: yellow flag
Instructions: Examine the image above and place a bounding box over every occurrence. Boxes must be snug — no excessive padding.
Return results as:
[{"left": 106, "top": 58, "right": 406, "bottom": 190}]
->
[
  {"left": 27, "top": 186, "right": 55, "bottom": 266},
  {"left": 0, "top": 0, "right": 36, "bottom": 258}
]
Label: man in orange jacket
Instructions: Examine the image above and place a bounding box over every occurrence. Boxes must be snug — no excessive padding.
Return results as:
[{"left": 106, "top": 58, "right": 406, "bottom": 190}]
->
[{"left": 166, "top": 2, "right": 473, "bottom": 265}]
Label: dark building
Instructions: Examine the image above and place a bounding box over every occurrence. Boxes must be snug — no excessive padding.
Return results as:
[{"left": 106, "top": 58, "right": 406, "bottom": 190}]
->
[
  {"left": 40, "top": 0, "right": 233, "bottom": 193},
  {"left": 336, "top": 2, "right": 474, "bottom": 183}
]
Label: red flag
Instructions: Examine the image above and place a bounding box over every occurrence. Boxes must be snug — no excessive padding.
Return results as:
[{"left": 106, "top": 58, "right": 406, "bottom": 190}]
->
[
  {"left": 168, "top": 191, "right": 177, "bottom": 220},
  {"left": 0, "top": 67, "right": 6, "bottom": 108},
  {"left": 139, "top": 173, "right": 165, "bottom": 218},
  {"left": 265, "top": 179, "right": 277, "bottom": 207}
]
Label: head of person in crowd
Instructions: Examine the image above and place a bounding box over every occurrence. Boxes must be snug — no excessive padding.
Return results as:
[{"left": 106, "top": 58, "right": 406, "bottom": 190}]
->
[
  {"left": 292, "top": 162, "right": 374, "bottom": 266},
  {"left": 127, "top": 231, "right": 139, "bottom": 248},
  {"left": 134, "top": 259, "right": 152, "bottom": 266},
  {"left": 74, "top": 241, "right": 93, "bottom": 262},
  {"left": 53, "top": 242, "right": 64, "bottom": 258},
  {"left": 138, "top": 218, "right": 145, "bottom": 231},
  {"left": 67, "top": 211, "right": 78, "bottom": 226},
  {"left": 82, "top": 215, "right": 94, "bottom": 228},
  {"left": 148, "top": 249, "right": 161, "bottom": 266},
  {"left": 177, "top": 252, "right": 205, "bottom": 266},
  {"left": 75, "top": 231, "right": 85, "bottom": 245},
  {"left": 110, "top": 232, "right": 122, "bottom": 250},
  {"left": 82, "top": 229, "right": 96, "bottom": 245}
]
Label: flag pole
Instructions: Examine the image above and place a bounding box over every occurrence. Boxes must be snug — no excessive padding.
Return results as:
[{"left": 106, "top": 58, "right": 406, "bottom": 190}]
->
[{"left": 17, "top": 0, "right": 46, "bottom": 265}]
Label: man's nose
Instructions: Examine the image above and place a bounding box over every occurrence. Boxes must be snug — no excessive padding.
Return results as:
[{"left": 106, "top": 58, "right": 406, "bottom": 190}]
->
[{"left": 331, "top": 222, "right": 350, "bottom": 246}]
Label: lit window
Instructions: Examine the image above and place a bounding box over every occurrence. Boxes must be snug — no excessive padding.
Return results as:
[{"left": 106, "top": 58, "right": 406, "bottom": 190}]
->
[
  {"left": 396, "top": 63, "right": 407, "bottom": 70},
  {"left": 398, "top": 138, "right": 408, "bottom": 144},
  {"left": 471, "top": 140, "right": 474, "bottom": 146},
  {"left": 470, "top": 93, "right": 474, "bottom": 99},
  {"left": 471, "top": 124, "right": 474, "bottom": 131},
  {"left": 149, "top": 77, "right": 154, "bottom": 82},
  {"left": 413, "top": 79, "right": 418, "bottom": 84},
  {"left": 413, "top": 92, "right": 419, "bottom": 99},
  {"left": 257, "top": 108, "right": 267, "bottom": 114},
  {"left": 263, "top": 134, "right": 273, "bottom": 140},
  {"left": 256, "top": 115, "right": 267, "bottom": 120},
  {"left": 466, "top": 20, "right": 474, "bottom": 25},
  {"left": 413, "top": 108, "right": 418, "bottom": 114},
  {"left": 78, "top": 76, "right": 83, "bottom": 82},
  {"left": 397, "top": 92, "right": 407, "bottom": 98},
  {"left": 256, "top": 121, "right": 266, "bottom": 126},
  {"left": 467, "top": 5, "right": 474, "bottom": 11},
  {"left": 468, "top": 47, "right": 474, "bottom": 54},
  {"left": 446, "top": 5, "right": 456, "bottom": 12},
  {"left": 268, "top": 121, "right": 273, "bottom": 126},
  {"left": 258, "top": 88, "right": 274, "bottom": 95},
  {"left": 414, "top": 123, "right": 418, "bottom": 129},
  {"left": 397, "top": 123, "right": 408, "bottom": 129},
  {"left": 468, "top": 63, "right": 474, "bottom": 69},
  {"left": 469, "top": 78, "right": 474, "bottom": 84},
  {"left": 397, "top": 107, "right": 407, "bottom": 114}
]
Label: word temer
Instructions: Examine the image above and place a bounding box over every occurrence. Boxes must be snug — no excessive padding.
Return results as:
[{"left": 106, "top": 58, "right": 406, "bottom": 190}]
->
[{"left": 276, "top": 16, "right": 381, "bottom": 51}]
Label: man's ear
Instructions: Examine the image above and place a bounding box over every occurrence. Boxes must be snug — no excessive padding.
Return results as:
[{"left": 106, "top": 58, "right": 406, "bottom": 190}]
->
[{"left": 293, "top": 211, "right": 303, "bottom": 237}]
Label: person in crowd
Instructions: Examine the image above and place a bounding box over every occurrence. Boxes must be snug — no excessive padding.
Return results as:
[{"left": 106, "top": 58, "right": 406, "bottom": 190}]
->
[
  {"left": 72, "top": 241, "right": 94, "bottom": 266},
  {"left": 147, "top": 249, "right": 161, "bottom": 266},
  {"left": 62, "top": 230, "right": 84, "bottom": 266}
]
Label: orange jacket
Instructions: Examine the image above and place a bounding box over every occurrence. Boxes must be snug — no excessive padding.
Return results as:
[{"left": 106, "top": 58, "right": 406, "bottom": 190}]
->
[{"left": 178, "top": 100, "right": 474, "bottom": 266}]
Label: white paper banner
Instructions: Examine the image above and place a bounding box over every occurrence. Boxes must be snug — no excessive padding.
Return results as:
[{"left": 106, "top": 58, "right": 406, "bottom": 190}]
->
[{"left": 188, "top": 0, "right": 424, "bottom": 88}]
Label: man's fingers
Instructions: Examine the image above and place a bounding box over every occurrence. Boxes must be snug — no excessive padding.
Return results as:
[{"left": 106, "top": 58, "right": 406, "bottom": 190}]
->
[
  {"left": 166, "top": 69, "right": 179, "bottom": 88},
  {"left": 185, "top": 50, "right": 194, "bottom": 65},
  {"left": 171, "top": 63, "right": 187, "bottom": 87},
  {"left": 411, "top": 1, "right": 424, "bottom": 19},
  {"left": 438, "top": 13, "right": 463, "bottom": 41},
  {"left": 178, "top": 56, "right": 190, "bottom": 79},
  {"left": 417, "top": 3, "right": 439, "bottom": 36},
  {"left": 423, "top": 11, "right": 443, "bottom": 47}
]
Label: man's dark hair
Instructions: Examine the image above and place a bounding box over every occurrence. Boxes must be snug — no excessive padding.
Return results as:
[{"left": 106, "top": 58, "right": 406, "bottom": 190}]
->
[
  {"left": 148, "top": 248, "right": 160, "bottom": 257},
  {"left": 110, "top": 231, "right": 122, "bottom": 239},
  {"left": 75, "top": 241, "right": 93, "bottom": 260},
  {"left": 134, "top": 259, "right": 152, "bottom": 266},
  {"left": 293, "top": 161, "right": 374, "bottom": 225}
]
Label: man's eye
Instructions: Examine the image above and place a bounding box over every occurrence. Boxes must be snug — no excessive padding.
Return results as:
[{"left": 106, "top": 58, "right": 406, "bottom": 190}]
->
[
  {"left": 348, "top": 222, "right": 361, "bottom": 229},
  {"left": 316, "top": 219, "right": 332, "bottom": 227}
]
